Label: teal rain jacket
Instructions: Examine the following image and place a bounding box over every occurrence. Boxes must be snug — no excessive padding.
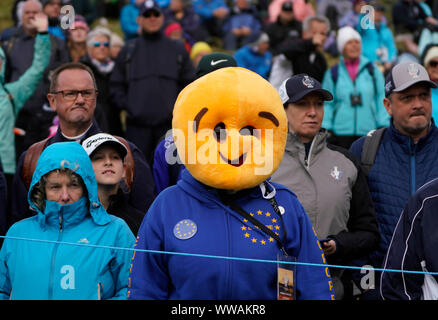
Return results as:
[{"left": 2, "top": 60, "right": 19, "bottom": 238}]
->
[
  {"left": 0, "top": 142, "right": 135, "bottom": 299},
  {"left": 321, "top": 56, "right": 389, "bottom": 137},
  {"left": 0, "top": 33, "right": 50, "bottom": 174}
]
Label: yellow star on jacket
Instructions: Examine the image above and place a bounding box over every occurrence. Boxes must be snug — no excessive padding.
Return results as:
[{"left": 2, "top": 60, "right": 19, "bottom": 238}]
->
[{"left": 240, "top": 208, "right": 281, "bottom": 247}]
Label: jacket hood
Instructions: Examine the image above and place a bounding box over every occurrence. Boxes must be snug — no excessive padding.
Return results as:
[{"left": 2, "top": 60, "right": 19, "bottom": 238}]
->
[{"left": 28, "top": 141, "right": 111, "bottom": 226}]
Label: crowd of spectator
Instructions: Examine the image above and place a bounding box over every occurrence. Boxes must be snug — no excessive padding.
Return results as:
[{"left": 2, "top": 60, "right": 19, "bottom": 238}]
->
[{"left": 0, "top": 0, "right": 438, "bottom": 301}]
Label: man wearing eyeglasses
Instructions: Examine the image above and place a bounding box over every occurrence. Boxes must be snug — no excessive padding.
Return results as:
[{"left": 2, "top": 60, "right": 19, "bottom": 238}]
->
[
  {"left": 8, "top": 62, "right": 156, "bottom": 229},
  {"left": 110, "top": 0, "right": 196, "bottom": 165}
]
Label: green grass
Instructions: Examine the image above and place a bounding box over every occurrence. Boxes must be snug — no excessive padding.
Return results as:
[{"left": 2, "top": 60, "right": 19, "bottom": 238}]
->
[{"left": 0, "top": 0, "right": 14, "bottom": 32}]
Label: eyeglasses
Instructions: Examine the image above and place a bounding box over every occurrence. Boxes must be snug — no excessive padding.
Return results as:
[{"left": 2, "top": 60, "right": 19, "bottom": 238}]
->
[
  {"left": 51, "top": 89, "right": 98, "bottom": 101},
  {"left": 429, "top": 60, "right": 438, "bottom": 68},
  {"left": 93, "top": 41, "right": 110, "bottom": 48},
  {"left": 143, "top": 11, "right": 161, "bottom": 18}
]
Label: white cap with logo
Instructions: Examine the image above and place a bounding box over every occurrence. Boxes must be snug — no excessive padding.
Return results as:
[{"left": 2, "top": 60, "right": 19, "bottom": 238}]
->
[{"left": 81, "top": 133, "right": 128, "bottom": 158}]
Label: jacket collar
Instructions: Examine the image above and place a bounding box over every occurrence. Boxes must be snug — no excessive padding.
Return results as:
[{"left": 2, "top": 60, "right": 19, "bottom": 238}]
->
[
  {"left": 388, "top": 118, "right": 437, "bottom": 152},
  {"left": 339, "top": 55, "right": 371, "bottom": 72},
  {"left": 39, "top": 197, "right": 89, "bottom": 230},
  {"left": 52, "top": 120, "right": 101, "bottom": 144},
  {"left": 285, "top": 129, "right": 328, "bottom": 159}
]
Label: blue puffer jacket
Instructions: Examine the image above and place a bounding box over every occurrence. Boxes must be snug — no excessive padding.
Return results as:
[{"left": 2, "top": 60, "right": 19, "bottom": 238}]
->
[
  {"left": 0, "top": 142, "right": 135, "bottom": 300},
  {"left": 349, "top": 120, "right": 438, "bottom": 268},
  {"left": 234, "top": 45, "right": 272, "bottom": 80}
]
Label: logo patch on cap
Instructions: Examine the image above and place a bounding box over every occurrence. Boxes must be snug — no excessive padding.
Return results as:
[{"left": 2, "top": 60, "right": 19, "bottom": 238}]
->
[
  {"left": 302, "top": 75, "right": 314, "bottom": 88},
  {"left": 173, "top": 219, "right": 197, "bottom": 240},
  {"left": 408, "top": 63, "right": 420, "bottom": 78},
  {"left": 385, "top": 81, "right": 392, "bottom": 93},
  {"left": 145, "top": 0, "right": 154, "bottom": 8}
]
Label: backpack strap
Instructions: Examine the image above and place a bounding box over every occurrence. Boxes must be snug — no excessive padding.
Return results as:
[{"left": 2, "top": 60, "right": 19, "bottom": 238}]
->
[
  {"left": 331, "top": 62, "right": 375, "bottom": 84},
  {"left": 22, "top": 137, "right": 51, "bottom": 190},
  {"left": 330, "top": 64, "right": 339, "bottom": 85},
  {"left": 114, "top": 136, "right": 135, "bottom": 191},
  {"left": 360, "top": 127, "right": 386, "bottom": 176}
]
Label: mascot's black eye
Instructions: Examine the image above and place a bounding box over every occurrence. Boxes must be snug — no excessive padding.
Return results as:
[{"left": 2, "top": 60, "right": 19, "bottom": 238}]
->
[
  {"left": 239, "top": 125, "right": 257, "bottom": 136},
  {"left": 214, "top": 122, "right": 226, "bottom": 142}
]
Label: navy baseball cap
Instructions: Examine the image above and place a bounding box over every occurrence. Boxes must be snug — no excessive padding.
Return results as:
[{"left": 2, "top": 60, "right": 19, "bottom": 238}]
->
[
  {"left": 278, "top": 74, "right": 333, "bottom": 105},
  {"left": 139, "top": 0, "right": 162, "bottom": 16}
]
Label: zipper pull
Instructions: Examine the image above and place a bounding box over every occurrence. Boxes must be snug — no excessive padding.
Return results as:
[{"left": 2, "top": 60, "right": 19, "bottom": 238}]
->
[
  {"left": 97, "top": 283, "right": 104, "bottom": 300},
  {"left": 58, "top": 214, "right": 63, "bottom": 232}
]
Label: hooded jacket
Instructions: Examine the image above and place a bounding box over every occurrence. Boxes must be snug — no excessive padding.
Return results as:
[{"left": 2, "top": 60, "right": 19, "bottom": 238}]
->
[
  {"left": 0, "top": 33, "right": 50, "bottom": 174},
  {"left": 128, "top": 169, "right": 334, "bottom": 300},
  {"left": 9, "top": 120, "right": 155, "bottom": 228},
  {"left": 0, "top": 142, "right": 135, "bottom": 300}
]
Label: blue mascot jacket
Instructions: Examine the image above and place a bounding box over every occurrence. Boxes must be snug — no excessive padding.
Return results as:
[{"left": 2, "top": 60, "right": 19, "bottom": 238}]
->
[{"left": 128, "top": 169, "right": 334, "bottom": 300}]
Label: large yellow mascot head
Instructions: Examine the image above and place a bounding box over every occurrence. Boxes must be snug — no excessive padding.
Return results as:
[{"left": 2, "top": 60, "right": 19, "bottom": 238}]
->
[{"left": 172, "top": 67, "right": 287, "bottom": 190}]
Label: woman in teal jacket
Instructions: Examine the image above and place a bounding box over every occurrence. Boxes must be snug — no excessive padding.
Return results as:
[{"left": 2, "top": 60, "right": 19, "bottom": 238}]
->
[
  {"left": 357, "top": 5, "right": 397, "bottom": 71},
  {"left": 0, "top": 142, "right": 135, "bottom": 300},
  {"left": 322, "top": 26, "right": 389, "bottom": 149},
  {"left": 0, "top": 14, "right": 50, "bottom": 176}
]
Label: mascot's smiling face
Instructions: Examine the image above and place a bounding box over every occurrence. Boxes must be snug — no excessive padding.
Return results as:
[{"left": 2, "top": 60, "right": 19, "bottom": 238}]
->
[{"left": 172, "top": 67, "right": 287, "bottom": 190}]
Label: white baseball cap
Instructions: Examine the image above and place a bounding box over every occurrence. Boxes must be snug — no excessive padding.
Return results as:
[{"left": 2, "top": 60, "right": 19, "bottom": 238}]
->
[{"left": 82, "top": 133, "right": 128, "bottom": 159}]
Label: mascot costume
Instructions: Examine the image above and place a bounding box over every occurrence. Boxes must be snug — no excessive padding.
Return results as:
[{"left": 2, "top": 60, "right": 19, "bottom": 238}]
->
[{"left": 128, "top": 67, "right": 334, "bottom": 300}]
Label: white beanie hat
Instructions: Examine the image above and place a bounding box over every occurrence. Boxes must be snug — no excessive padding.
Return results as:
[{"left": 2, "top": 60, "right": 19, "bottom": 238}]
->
[
  {"left": 337, "top": 26, "right": 361, "bottom": 54},
  {"left": 424, "top": 46, "right": 438, "bottom": 67}
]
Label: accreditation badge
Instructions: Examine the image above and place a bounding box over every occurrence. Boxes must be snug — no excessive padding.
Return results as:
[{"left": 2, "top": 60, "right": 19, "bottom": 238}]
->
[{"left": 277, "top": 254, "right": 296, "bottom": 300}]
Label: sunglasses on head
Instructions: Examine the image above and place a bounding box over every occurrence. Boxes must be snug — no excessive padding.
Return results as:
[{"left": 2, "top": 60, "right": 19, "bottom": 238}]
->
[
  {"left": 429, "top": 60, "right": 438, "bottom": 68},
  {"left": 143, "top": 10, "right": 161, "bottom": 18},
  {"left": 93, "top": 41, "right": 110, "bottom": 48}
]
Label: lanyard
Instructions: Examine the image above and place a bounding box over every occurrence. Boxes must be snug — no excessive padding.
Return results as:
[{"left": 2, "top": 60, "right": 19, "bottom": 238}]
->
[
  {"left": 229, "top": 200, "right": 288, "bottom": 257},
  {"left": 222, "top": 182, "right": 288, "bottom": 257}
]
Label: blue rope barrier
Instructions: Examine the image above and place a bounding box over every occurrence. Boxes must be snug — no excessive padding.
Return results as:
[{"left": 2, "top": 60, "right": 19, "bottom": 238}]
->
[{"left": 1, "top": 235, "right": 437, "bottom": 276}]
